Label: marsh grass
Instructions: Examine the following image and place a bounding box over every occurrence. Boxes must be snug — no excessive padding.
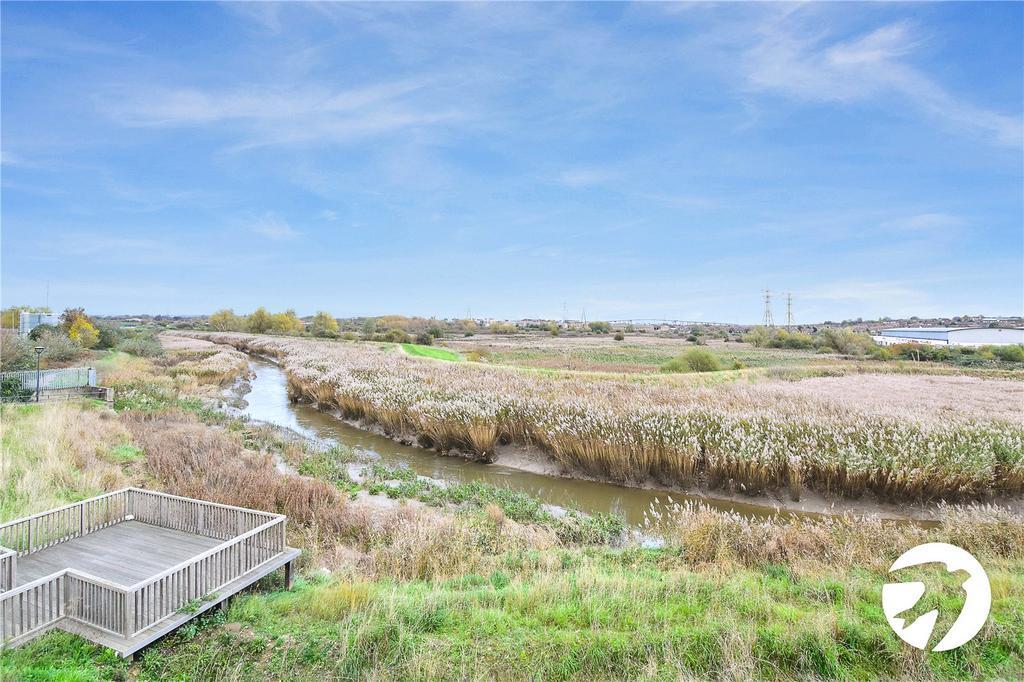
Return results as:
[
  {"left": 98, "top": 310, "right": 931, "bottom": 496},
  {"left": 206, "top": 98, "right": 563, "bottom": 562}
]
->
[{"left": 187, "top": 332, "right": 1024, "bottom": 503}]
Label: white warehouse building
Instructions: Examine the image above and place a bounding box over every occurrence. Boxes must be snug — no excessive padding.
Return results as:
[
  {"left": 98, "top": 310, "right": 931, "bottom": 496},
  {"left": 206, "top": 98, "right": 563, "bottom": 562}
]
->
[{"left": 873, "top": 326, "right": 1024, "bottom": 347}]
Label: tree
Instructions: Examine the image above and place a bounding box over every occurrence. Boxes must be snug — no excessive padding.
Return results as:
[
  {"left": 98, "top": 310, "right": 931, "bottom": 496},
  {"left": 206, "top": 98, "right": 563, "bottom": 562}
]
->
[
  {"left": 270, "top": 309, "right": 304, "bottom": 335},
  {"left": 59, "top": 307, "right": 89, "bottom": 333},
  {"left": 209, "top": 308, "right": 245, "bottom": 331},
  {"left": 589, "top": 321, "right": 611, "bottom": 334},
  {"left": 309, "top": 311, "right": 340, "bottom": 338},
  {"left": 247, "top": 307, "right": 272, "bottom": 334},
  {"left": 67, "top": 317, "right": 99, "bottom": 348}
]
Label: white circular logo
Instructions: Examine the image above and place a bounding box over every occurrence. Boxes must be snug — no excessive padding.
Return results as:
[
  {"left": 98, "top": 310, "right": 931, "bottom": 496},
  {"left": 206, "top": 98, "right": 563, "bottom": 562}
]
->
[{"left": 882, "top": 542, "right": 991, "bottom": 652}]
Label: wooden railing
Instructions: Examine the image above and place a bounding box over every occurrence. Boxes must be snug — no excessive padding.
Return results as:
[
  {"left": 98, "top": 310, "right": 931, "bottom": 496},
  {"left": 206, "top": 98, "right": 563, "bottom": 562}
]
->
[
  {"left": 0, "top": 548, "right": 15, "bottom": 592},
  {"left": 127, "top": 518, "right": 285, "bottom": 636},
  {"left": 0, "top": 490, "right": 130, "bottom": 556},
  {"left": 129, "top": 489, "right": 277, "bottom": 541},
  {"left": 0, "top": 573, "right": 64, "bottom": 646},
  {"left": 0, "top": 488, "right": 287, "bottom": 646}
]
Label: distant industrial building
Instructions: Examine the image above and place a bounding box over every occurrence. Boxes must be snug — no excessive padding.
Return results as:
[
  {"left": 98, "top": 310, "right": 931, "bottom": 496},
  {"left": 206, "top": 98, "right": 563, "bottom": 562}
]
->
[
  {"left": 873, "top": 327, "right": 1024, "bottom": 347},
  {"left": 18, "top": 311, "right": 59, "bottom": 338}
]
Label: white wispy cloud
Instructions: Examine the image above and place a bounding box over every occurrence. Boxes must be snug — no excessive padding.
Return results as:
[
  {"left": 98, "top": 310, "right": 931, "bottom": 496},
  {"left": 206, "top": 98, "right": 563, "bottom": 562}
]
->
[
  {"left": 880, "top": 213, "right": 967, "bottom": 232},
  {"left": 742, "top": 15, "right": 1023, "bottom": 147},
  {"left": 251, "top": 214, "right": 300, "bottom": 241},
  {"left": 99, "top": 78, "right": 466, "bottom": 150}
]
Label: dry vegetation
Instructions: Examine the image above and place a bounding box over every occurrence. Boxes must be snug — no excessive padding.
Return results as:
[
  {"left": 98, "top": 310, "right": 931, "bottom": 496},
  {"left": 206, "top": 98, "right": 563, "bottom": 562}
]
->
[
  {"left": 181, "top": 332, "right": 1024, "bottom": 503},
  {"left": 2, "top": 357, "right": 1022, "bottom": 679}
]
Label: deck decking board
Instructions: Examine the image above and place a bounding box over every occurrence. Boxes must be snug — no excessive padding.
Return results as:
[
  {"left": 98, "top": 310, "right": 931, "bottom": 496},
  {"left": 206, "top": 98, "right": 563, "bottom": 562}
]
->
[
  {"left": 16, "top": 522, "right": 222, "bottom": 587},
  {"left": 1, "top": 489, "right": 298, "bottom": 658}
]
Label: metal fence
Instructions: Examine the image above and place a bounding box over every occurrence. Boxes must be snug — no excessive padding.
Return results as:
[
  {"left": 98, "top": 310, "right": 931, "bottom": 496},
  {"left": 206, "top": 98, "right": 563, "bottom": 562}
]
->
[{"left": 0, "top": 367, "right": 96, "bottom": 402}]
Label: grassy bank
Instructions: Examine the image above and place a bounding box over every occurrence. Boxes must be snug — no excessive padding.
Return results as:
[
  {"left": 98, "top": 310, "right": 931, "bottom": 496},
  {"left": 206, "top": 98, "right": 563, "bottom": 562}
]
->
[
  {"left": 402, "top": 343, "right": 462, "bottom": 362},
  {"left": 2, "top": 350, "right": 1022, "bottom": 680}
]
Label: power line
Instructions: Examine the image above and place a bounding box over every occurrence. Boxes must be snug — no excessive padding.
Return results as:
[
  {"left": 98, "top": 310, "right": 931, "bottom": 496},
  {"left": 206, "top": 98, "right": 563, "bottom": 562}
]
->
[{"left": 786, "top": 292, "right": 793, "bottom": 331}]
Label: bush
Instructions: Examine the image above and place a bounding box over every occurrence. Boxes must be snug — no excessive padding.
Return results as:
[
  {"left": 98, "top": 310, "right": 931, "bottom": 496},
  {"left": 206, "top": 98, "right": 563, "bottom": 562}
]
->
[
  {"left": 415, "top": 333, "right": 433, "bottom": 346},
  {"left": 589, "top": 321, "right": 611, "bottom": 334},
  {"left": 0, "top": 334, "right": 35, "bottom": 371},
  {"left": 1, "top": 376, "right": 33, "bottom": 402},
  {"left": 117, "top": 335, "right": 164, "bottom": 358},
  {"left": 94, "top": 321, "right": 122, "bottom": 350},
  {"left": 990, "top": 344, "right": 1024, "bottom": 363},
  {"left": 383, "top": 328, "right": 412, "bottom": 344},
  {"left": 489, "top": 323, "right": 516, "bottom": 335},
  {"left": 27, "top": 324, "right": 56, "bottom": 342},
  {"left": 662, "top": 348, "right": 722, "bottom": 373},
  {"left": 38, "top": 330, "right": 83, "bottom": 363},
  {"left": 613, "top": 332, "right": 624, "bottom": 341}
]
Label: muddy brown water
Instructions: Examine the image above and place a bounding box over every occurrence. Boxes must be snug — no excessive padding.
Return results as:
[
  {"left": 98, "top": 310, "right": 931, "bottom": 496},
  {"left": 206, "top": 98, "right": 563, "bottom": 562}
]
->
[{"left": 239, "top": 358, "right": 817, "bottom": 526}]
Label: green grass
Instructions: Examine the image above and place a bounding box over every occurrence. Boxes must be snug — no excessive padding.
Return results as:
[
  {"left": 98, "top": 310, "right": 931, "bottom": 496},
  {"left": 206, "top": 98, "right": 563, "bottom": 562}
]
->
[
  {"left": 7, "top": 550, "right": 1020, "bottom": 681},
  {"left": 401, "top": 344, "right": 462, "bottom": 362}
]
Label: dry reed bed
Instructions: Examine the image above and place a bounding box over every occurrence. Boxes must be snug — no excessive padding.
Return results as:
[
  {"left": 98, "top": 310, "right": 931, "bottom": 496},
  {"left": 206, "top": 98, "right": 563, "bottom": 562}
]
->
[{"left": 182, "top": 332, "right": 1024, "bottom": 502}]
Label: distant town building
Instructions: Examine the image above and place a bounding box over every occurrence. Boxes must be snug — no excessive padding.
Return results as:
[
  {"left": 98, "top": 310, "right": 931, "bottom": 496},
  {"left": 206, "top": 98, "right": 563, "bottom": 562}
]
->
[
  {"left": 19, "top": 312, "right": 59, "bottom": 338},
  {"left": 873, "top": 327, "right": 1024, "bottom": 347}
]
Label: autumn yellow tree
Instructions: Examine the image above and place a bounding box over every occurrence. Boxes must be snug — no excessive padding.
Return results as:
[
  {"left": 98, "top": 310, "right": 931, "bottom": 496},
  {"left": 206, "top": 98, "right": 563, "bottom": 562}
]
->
[
  {"left": 67, "top": 317, "right": 99, "bottom": 348},
  {"left": 209, "top": 308, "right": 244, "bottom": 331}
]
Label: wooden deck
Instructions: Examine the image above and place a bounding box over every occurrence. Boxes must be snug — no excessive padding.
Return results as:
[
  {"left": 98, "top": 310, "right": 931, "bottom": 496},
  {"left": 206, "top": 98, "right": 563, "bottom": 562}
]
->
[
  {"left": 16, "top": 522, "right": 222, "bottom": 587},
  {"left": 0, "top": 489, "right": 299, "bottom": 658}
]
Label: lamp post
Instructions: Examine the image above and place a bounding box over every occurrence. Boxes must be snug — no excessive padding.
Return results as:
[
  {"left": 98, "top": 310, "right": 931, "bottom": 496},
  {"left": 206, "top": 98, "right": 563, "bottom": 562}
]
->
[{"left": 33, "top": 347, "right": 45, "bottom": 402}]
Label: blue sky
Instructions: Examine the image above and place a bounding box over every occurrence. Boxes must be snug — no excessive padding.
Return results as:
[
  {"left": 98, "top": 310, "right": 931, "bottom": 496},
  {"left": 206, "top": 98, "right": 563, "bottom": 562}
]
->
[{"left": 2, "top": 2, "right": 1021, "bottom": 323}]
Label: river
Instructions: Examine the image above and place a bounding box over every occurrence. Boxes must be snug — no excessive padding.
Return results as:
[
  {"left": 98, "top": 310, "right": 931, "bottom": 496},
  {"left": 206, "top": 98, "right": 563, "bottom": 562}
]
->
[{"left": 240, "top": 357, "right": 811, "bottom": 526}]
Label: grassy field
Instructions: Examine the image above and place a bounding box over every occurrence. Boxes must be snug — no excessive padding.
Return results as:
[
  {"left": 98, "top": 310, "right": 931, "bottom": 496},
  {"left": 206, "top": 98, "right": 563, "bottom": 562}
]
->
[
  {"left": 402, "top": 343, "right": 462, "bottom": 362},
  {"left": 447, "top": 335, "right": 827, "bottom": 373},
  {"left": 2, "top": 343, "right": 1022, "bottom": 680}
]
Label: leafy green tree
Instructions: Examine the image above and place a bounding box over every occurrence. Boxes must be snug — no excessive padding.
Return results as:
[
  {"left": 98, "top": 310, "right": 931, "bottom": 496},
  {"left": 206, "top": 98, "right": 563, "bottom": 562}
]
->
[
  {"left": 589, "top": 321, "right": 611, "bottom": 334},
  {"left": 247, "top": 307, "right": 272, "bottom": 334},
  {"left": 309, "top": 311, "right": 340, "bottom": 338},
  {"left": 209, "top": 309, "right": 245, "bottom": 331}
]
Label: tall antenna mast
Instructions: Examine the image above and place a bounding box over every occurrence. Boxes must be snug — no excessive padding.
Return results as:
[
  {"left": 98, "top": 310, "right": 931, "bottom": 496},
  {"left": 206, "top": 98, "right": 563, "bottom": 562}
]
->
[
  {"left": 562, "top": 301, "right": 567, "bottom": 324},
  {"left": 581, "top": 307, "right": 587, "bottom": 326},
  {"left": 785, "top": 292, "right": 793, "bottom": 331},
  {"left": 762, "top": 289, "right": 774, "bottom": 327}
]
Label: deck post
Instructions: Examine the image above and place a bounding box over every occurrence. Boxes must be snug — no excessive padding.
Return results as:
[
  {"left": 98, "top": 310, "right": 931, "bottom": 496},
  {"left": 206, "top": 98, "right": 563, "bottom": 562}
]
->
[
  {"left": 124, "top": 590, "right": 135, "bottom": 638},
  {"left": 284, "top": 560, "right": 294, "bottom": 590}
]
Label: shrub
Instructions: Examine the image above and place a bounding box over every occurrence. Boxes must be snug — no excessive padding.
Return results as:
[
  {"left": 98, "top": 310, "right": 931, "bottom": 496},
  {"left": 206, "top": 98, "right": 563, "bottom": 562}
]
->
[
  {"left": 94, "top": 321, "right": 122, "bottom": 350},
  {"left": 662, "top": 348, "right": 722, "bottom": 373},
  {"left": 489, "top": 323, "right": 516, "bottom": 335},
  {"left": 613, "top": 332, "right": 624, "bottom": 341},
  {"left": 117, "top": 335, "right": 164, "bottom": 358},
  {"left": 0, "top": 334, "right": 35, "bottom": 371},
  {"left": 415, "top": 333, "right": 433, "bottom": 346},
  {"left": 384, "top": 328, "right": 412, "bottom": 344},
  {"left": 27, "top": 324, "right": 56, "bottom": 342},
  {"left": 991, "top": 344, "right": 1024, "bottom": 363},
  {"left": 38, "top": 330, "right": 83, "bottom": 363},
  {"left": 548, "top": 323, "right": 560, "bottom": 337},
  {"left": 589, "top": 321, "right": 611, "bottom": 334},
  {"left": 1, "top": 376, "right": 33, "bottom": 402}
]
